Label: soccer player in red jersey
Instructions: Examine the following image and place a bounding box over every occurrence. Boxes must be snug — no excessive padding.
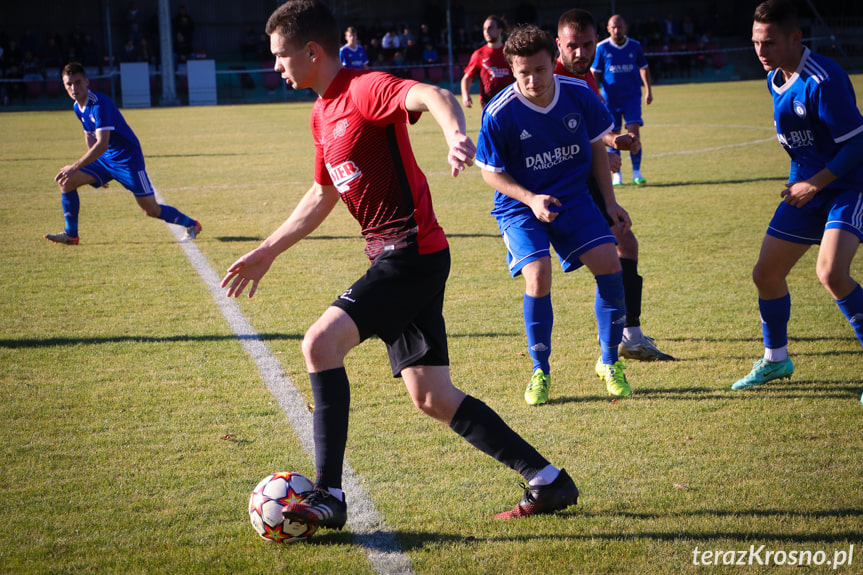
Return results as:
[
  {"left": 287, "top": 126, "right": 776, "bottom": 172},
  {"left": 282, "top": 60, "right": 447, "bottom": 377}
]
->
[
  {"left": 460, "top": 15, "right": 514, "bottom": 108},
  {"left": 222, "top": 0, "right": 578, "bottom": 528},
  {"left": 555, "top": 9, "right": 674, "bottom": 365}
]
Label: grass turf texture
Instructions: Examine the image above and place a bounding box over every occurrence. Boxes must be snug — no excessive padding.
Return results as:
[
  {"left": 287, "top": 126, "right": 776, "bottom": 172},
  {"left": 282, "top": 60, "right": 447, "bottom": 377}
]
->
[{"left": 1, "top": 77, "right": 861, "bottom": 574}]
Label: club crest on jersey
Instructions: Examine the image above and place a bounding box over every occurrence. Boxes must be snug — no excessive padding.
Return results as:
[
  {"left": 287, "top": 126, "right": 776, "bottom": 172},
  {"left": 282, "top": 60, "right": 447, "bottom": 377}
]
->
[
  {"left": 792, "top": 100, "right": 806, "bottom": 118},
  {"left": 326, "top": 161, "right": 362, "bottom": 193},
  {"left": 563, "top": 113, "right": 582, "bottom": 133},
  {"left": 333, "top": 119, "right": 348, "bottom": 138}
]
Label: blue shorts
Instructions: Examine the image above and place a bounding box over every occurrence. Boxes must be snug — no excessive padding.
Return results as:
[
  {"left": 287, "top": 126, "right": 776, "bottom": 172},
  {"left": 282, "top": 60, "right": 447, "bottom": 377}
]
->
[
  {"left": 498, "top": 200, "right": 616, "bottom": 277},
  {"left": 606, "top": 96, "right": 643, "bottom": 132},
  {"left": 766, "top": 188, "right": 863, "bottom": 245},
  {"left": 79, "top": 157, "right": 155, "bottom": 198}
]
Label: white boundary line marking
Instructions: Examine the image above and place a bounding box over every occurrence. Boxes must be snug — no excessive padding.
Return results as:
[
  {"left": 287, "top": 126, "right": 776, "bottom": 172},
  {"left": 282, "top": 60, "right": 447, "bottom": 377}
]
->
[{"left": 155, "top": 189, "right": 414, "bottom": 575}]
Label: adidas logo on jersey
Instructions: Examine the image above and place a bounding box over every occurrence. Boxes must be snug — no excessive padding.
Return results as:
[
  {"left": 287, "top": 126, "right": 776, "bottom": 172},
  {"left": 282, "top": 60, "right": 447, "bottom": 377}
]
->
[{"left": 519, "top": 129, "right": 532, "bottom": 140}]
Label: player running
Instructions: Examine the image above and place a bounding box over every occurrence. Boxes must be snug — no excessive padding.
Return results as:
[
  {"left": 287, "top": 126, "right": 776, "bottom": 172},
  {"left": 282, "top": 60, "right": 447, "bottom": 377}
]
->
[
  {"left": 591, "top": 14, "right": 653, "bottom": 186},
  {"left": 222, "top": 0, "right": 578, "bottom": 528},
  {"left": 45, "top": 62, "right": 201, "bottom": 245},
  {"left": 475, "top": 24, "right": 634, "bottom": 402}
]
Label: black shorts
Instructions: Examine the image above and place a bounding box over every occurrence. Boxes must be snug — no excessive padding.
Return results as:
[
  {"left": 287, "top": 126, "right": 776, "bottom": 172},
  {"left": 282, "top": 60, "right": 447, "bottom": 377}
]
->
[
  {"left": 331, "top": 247, "right": 451, "bottom": 377},
  {"left": 587, "top": 176, "right": 614, "bottom": 227}
]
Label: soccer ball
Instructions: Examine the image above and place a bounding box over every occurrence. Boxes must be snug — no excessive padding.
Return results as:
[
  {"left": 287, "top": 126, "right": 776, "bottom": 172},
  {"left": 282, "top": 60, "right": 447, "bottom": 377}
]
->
[{"left": 248, "top": 472, "right": 318, "bottom": 543}]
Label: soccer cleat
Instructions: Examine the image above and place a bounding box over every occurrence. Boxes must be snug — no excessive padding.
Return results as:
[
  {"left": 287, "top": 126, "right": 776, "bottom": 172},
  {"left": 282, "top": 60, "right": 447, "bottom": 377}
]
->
[
  {"left": 632, "top": 171, "right": 647, "bottom": 186},
  {"left": 185, "top": 220, "right": 202, "bottom": 240},
  {"left": 524, "top": 368, "right": 550, "bottom": 406},
  {"left": 619, "top": 335, "right": 675, "bottom": 361},
  {"left": 595, "top": 358, "right": 631, "bottom": 397},
  {"left": 44, "top": 232, "right": 79, "bottom": 245},
  {"left": 494, "top": 468, "right": 579, "bottom": 520},
  {"left": 731, "top": 357, "right": 794, "bottom": 390},
  {"left": 612, "top": 171, "right": 623, "bottom": 186},
  {"left": 282, "top": 488, "right": 348, "bottom": 530}
]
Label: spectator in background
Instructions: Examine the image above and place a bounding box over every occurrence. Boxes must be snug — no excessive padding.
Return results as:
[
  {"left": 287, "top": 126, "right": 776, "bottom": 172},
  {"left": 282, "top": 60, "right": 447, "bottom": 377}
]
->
[
  {"left": 365, "top": 36, "right": 381, "bottom": 64},
  {"left": 241, "top": 25, "right": 259, "bottom": 61},
  {"left": 423, "top": 42, "right": 439, "bottom": 63},
  {"left": 80, "top": 34, "right": 100, "bottom": 68},
  {"left": 339, "top": 27, "right": 369, "bottom": 69},
  {"left": 382, "top": 28, "right": 400, "bottom": 59},
  {"left": 21, "top": 50, "right": 44, "bottom": 80},
  {"left": 174, "top": 32, "right": 191, "bottom": 64},
  {"left": 121, "top": 38, "right": 139, "bottom": 63},
  {"left": 43, "top": 34, "right": 66, "bottom": 69},
  {"left": 173, "top": 5, "right": 195, "bottom": 49}
]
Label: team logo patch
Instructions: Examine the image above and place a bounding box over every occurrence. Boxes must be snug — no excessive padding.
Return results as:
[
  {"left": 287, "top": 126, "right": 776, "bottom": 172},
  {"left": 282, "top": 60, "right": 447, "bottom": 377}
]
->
[
  {"left": 563, "top": 113, "right": 582, "bottom": 133},
  {"left": 793, "top": 100, "right": 806, "bottom": 118},
  {"left": 333, "top": 119, "right": 348, "bottom": 138}
]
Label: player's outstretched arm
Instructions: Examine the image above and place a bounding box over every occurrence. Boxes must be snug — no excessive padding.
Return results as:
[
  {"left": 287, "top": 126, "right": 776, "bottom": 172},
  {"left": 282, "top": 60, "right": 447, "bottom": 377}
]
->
[
  {"left": 405, "top": 82, "right": 476, "bottom": 177},
  {"left": 222, "top": 183, "right": 339, "bottom": 298}
]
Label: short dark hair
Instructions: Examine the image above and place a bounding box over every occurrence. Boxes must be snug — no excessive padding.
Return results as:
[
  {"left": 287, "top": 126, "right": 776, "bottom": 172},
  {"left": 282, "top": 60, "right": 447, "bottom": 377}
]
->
[
  {"left": 754, "top": 0, "right": 800, "bottom": 34},
  {"left": 485, "top": 14, "right": 507, "bottom": 31},
  {"left": 558, "top": 9, "right": 596, "bottom": 36},
  {"left": 503, "top": 24, "right": 556, "bottom": 64},
  {"left": 265, "top": 0, "right": 339, "bottom": 55},
  {"left": 62, "top": 62, "right": 86, "bottom": 78}
]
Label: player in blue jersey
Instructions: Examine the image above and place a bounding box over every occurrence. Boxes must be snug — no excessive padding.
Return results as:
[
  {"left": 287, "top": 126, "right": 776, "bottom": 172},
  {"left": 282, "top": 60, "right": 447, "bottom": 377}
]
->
[
  {"left": 732, "top": 0, "right": 863, "bottom": 396},
  {"left": 591, "top": 14, "right": 653, "bottom": 186},
  {"left": 338, "top": 27, "right": 368, "bottom": 70},
  {"left": 45, "top": 63, "right": 201, "bottom": 245},
  {"left": 476, "top": 24, "right": 633, "bottom": 404}
]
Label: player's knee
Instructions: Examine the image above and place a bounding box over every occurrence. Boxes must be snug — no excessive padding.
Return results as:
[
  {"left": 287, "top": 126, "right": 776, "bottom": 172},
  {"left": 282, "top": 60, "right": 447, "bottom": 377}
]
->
[
  {"left": 816, "top": 263, "right": 851, "bottom": 297},
  {"left": 617, "top": 231, "right": 638, "bottom": 258}
]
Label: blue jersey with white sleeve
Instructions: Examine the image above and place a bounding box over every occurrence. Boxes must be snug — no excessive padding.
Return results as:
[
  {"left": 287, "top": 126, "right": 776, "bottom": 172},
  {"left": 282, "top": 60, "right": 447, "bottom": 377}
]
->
[
  {"left": 74, "top": 91, "right": 144, "bottom": 168},
  {"left": 769, "top": 47, "right": 863, "bottom": 196},
  {"left": 476, "top": 75, "right": 614, "bottom": 220},
  {"left": 339, "top": 44, "right": 369, "bottom": 69},
  {"left": 591, "top": 37, "right": 648, "bottom": 105}
]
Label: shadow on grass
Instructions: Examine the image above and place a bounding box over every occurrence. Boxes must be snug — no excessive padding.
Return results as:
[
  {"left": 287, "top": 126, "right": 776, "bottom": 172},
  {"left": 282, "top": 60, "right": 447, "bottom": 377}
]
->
[
  {"left": 0, "top": 332, "right": 302, "bottom": 349},
  {"left": 299, "top": 509, "right": 863, "bottom": 549},
  {"left": 638, "top": 175, "right": 787, "bottom": 188}
]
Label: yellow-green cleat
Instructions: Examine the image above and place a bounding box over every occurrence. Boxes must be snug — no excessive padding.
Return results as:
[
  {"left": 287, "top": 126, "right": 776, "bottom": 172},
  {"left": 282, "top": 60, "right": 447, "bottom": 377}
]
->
[
  {"left": 595, "top": 358, "right": 631, "bottom": 397},
  {"left": 524, "top": 368, "right": 550, "bottom": 405}
]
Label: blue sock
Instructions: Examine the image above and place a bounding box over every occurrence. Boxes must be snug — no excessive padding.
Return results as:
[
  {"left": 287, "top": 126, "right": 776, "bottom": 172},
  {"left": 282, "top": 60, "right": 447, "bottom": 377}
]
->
[
  {"left": 524, "top": 293, "right": 552, "bottom": 373},
  {"left": 157, "top": 204, "right": 195, "bottom": 227},
  {"left": 759, "top": 294, "right": 791, "bottom": 350},
  {"left": 595, "top": 271, "right": 626, "bottom": 364},
  {"left": 631, "top": 148, "right": 643, "bottom": 172},
  {"left": 61, "top": 191, "right": 80, "bottom": 237},
  {"left": 836, "top": 283, "right": 863, "bottom": 346}
]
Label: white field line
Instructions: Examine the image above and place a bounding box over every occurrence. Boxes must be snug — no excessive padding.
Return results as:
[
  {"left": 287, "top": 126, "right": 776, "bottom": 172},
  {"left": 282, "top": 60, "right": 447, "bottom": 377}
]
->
[{"left": 155, "top": 188, "right": 414, "bottom": 575}]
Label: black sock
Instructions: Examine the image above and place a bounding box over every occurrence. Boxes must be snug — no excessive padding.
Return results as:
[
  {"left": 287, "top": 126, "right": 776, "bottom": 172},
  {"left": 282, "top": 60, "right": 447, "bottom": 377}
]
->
[
  {"left": 620, "top": 258, "right": 643, "bottom": 328},
  {"left": 449, "top": 395, "right": 550, "bottom": 482},
  {"left": 309, "top": 367, "right": 351, "bottom": 490}
]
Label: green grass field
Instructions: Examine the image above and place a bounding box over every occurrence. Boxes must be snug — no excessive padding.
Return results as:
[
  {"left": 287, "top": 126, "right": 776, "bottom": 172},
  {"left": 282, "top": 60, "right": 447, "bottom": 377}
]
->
[{"left": 1, "top": 77, "right": 861, "bottom": 575}]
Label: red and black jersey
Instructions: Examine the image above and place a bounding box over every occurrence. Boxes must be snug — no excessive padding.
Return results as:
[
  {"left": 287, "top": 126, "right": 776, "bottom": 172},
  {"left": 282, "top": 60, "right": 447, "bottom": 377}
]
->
[
  {"left": 463, "top": 45, "right": 514, "bottom": 106},
  {"left": 312, "top": 68, "right": 448, "bottom": 260},
  {"left": 554, "top": 60, "right": 601, "bottom": 97}
]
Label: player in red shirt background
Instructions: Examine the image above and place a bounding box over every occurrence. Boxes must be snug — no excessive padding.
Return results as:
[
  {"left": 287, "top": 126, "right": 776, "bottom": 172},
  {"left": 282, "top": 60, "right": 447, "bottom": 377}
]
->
[{"left": 460, "top": 15, "right": 514, "bottom": 108}]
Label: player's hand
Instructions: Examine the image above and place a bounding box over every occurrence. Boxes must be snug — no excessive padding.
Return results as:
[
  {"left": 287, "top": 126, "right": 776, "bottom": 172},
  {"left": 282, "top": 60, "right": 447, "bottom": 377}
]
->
[
  {"left": 780, "top": 181, "right": 818, "bottom": 208},
  {"left": 606, "top": 201, "right": 632, "bottom": 235},
  {"left": 462, "top": 95, "right": 473, "bottom": 108},
  {"left": 530, "top": 194, "right": 562, "bottom": 223},
  {"left": 613, "top": 133, "right": 641, "bottom": 154},
  {"left": 645, "top": 91, "right": 653, "bottom": 105},
  {"left": 447, "top": 132, "right": 476, "bottom": 177},
  {"left": 55, "top": 164, "right": 78, "bottom": 186},
  {"left": 607, "top": 152, "right": 622, "bottom": 173},
  {"left": 221, "top": 247, "right": 276, "bottom": 298}
]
